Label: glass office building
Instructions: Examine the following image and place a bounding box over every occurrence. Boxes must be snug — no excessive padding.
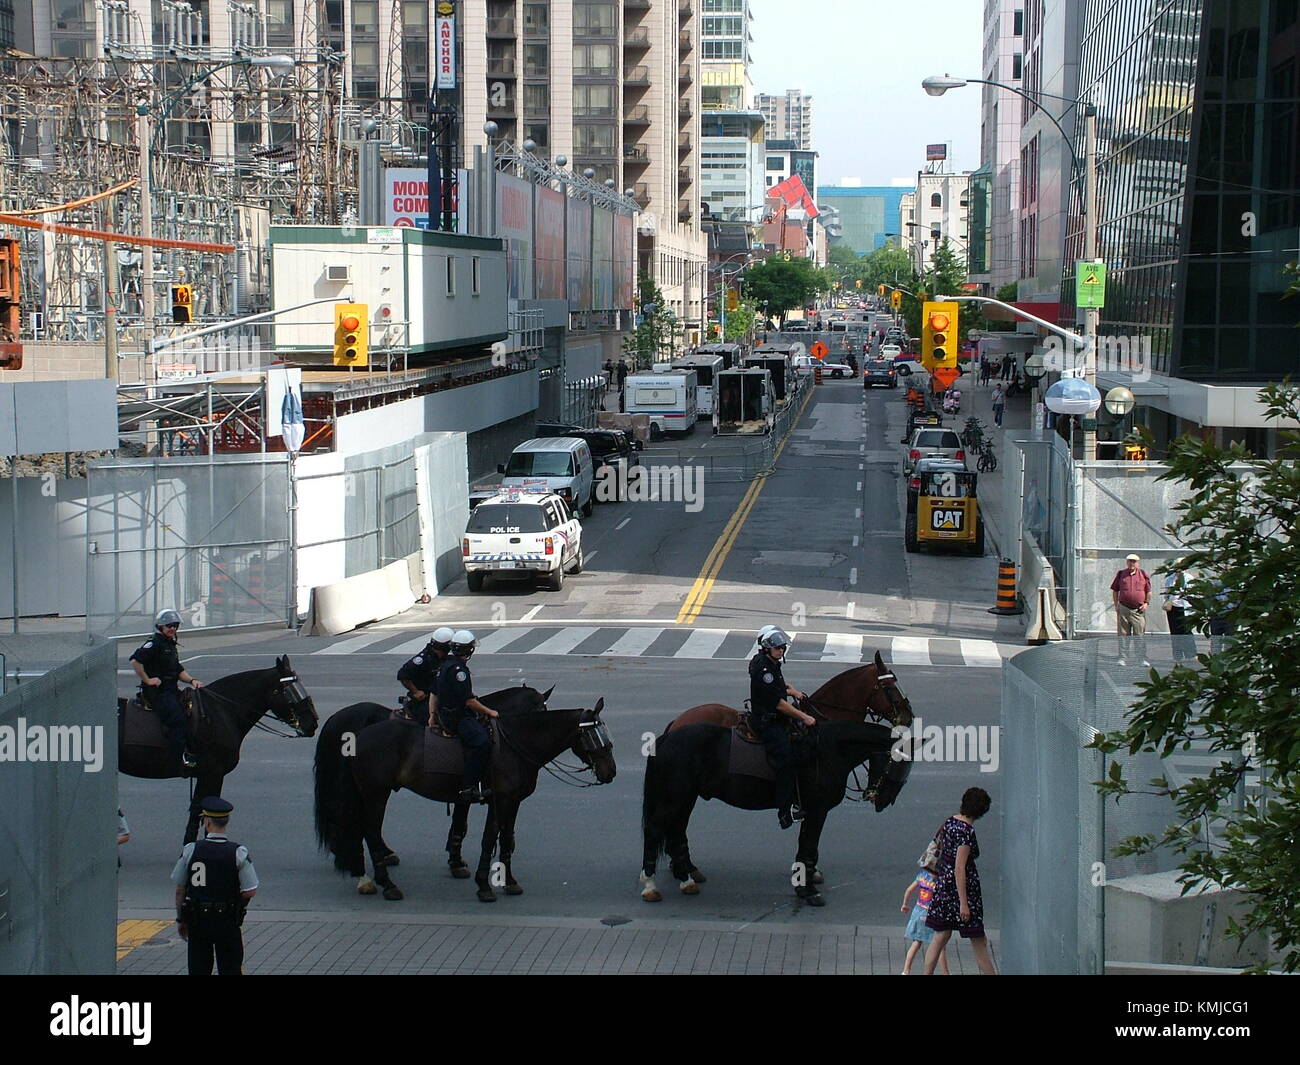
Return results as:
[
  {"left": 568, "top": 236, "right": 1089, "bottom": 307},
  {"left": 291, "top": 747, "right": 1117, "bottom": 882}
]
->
[{"left": 1065, "top": 0, "right": 1299, "bottom": 382}]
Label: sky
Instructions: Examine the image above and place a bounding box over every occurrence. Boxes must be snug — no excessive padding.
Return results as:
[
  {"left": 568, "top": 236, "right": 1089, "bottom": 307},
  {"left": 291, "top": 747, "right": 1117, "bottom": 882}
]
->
[{"left": 746, "top": 0, "right": 984, "bottom": 187}]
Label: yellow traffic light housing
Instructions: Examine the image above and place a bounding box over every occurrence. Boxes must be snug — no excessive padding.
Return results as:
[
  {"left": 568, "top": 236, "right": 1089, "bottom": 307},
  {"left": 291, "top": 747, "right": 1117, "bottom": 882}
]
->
[
  {"left": 891, "top": 289, "right": 902, "bottom": 310},
  {"left": 855, "top": 279, "right": 862, "bottom": 289},
  {"left": 171, "top": 284, "right": 193, "bottom": 324},
  {"left": 877, "top": 284, "right": 886, "bottom": 296},
  {"left": 333, "top": 303, "right": 368, "bottom": 366},
  {"left": 921, "top": 300, "right": 959, "bottom": 371}
]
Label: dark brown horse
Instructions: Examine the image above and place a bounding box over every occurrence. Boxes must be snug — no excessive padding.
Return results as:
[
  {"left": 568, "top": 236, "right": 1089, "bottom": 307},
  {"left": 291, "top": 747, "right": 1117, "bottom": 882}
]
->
[
  {"left": 118, "top": 655, "right": 319, "bottom": 843},
  {"left": 665, "top": 652, "right": 913, "bottom": 731},
  {"left": 315, "top": 691, "right": 616, "bottom": 902}
]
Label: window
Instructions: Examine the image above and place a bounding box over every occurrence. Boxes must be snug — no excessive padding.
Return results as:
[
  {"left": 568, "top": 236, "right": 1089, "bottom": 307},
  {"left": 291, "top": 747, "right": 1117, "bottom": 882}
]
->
[
  {"left": 575, "top": 83, "right": 614, "bottom": 116},
  {"left": 930, "top": 193, "right": 942, "bottom": 208},
  {"left": 446, "top": 257, "right": 456, "bottom": 296},
  {"left": 575, "top": 124, "right": 615, "bottom": 151},
  {"left": 523, "top": 84, "right": 549, "bottom": 114},
  {"left": 703, "top": 40, "right": 743, "bottom": 60},
  {"left": 1013, "top": 8, "right": 1023, "bottom": 35},
  {"left": 267, "top": 0, "right": 293, "bottom": 26},
  {"left": 403, "top": 1, "right": 427, "bottom": 29},
  {"left": 703, "top": 16, "right": 743, "bottom": 36},
  {"left": 524, "top": 43, "right": 548, "bottom": 75},
  {"left": 472, "top": 257, "right": 481, "bottom": 296},
  {"left": 766, "top": 156, "right": 785, "bottom": 170},
  {"left": 352, "top": 42, "right": 379, "bottom": 70},
  {"left": 574, "top": 43, "right": 614, "bottom": 75},
  {"left": 574, "top": 3, "right": 615, "bottom": 36},
  {"left": 525, "top": 123, "right": 549, "bottom": 148},
  {"left": 352, "top": 1, "right": 378, "bottom": 33},
  {"left": 1012, "top": 53, "right": 1023, "bottom": 80},
  {"left": 523, "top": 3, "right": 549, "bottom": 33}
]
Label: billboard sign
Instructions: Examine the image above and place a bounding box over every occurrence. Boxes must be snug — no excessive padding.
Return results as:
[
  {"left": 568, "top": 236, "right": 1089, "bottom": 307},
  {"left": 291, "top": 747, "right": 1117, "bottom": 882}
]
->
[
  {"left": 435, "top": 12, "right": 456, "bottom": 90},
  {"left": 926, "top": 143, "right": 948, "bottom": 161},
  {"left": 384, "top": 167, "right": 468, "bottom": 232},
  {"left": 497, "top": 171, "right": 533, "bottom": 300}
]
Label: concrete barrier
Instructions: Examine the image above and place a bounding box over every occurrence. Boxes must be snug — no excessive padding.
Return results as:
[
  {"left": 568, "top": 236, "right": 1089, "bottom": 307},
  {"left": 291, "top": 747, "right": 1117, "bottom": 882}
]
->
[
  {"left": 304, "top": 558, "right": 416, "bottom": 636},
  {"left": 1021, "top": 529, "right": 1066, "bottom": 643}
]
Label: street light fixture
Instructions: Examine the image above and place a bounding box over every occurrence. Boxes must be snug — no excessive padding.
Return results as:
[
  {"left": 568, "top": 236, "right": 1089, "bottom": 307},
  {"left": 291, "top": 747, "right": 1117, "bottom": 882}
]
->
[
  {"left": 1104, "top": 385, "right": 1135, "bottom": 416},
  {"left": 1044, "top": 377, "right": 1101, "bottom": 415}
]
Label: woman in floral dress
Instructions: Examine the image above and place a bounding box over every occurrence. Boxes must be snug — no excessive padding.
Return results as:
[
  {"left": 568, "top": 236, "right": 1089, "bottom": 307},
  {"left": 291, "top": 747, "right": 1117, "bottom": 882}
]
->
[{"left": 923, "top": 787, "right": 998, "bottom": 975}]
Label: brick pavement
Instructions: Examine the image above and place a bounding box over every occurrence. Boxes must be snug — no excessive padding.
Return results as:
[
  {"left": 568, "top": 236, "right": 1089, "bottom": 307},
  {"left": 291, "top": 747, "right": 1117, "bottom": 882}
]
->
[{"left": 117, "top": 910, "right": 998, "bottom": 975}]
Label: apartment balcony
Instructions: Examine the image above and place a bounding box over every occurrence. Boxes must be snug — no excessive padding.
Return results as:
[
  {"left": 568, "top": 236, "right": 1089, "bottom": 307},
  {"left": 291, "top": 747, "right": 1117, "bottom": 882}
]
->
[
  {"left": 574, "top": 105, "right": 616, "bottom": 118},
  {"left": 678, "top": 166, "right": 692, "bottom": 187},
  {"left": 679, "top": 1, "right": 693, "bottom": 19},
  {"left": 678, "top": 99, "right": 692, "bottom": 120},
  {"left": 678, "top": 133, "right": 691, "bottom": 155},
  {"left": 486, "top": 99, "right": 517, "bottom": 120},
  {"left": 623, "top": 143, "right": 649, "bottom": 165},
  {"left": 624, "top": 65, "right": 650, "bottom": 87},
  {"left": 624, "top": 28, "right": 650, "bottom": 49},
  {"left": 625, "top": 0, "right": 651, "bottom": 9},
  {"left": 632, "top": 183, "right": 650, "bottom": 206},
  {"left": 574, "top": 65, "right": 615, "bottom": 76},
  {"left": 623, "top": 104, "right": 650, "bottom": 125},
  {"left": 678, "top": 199, "right": 692, "bottom": 222},
  {"left": 486, "top": 57, "right": 516, "bottom": 77},
  {"left": 678, "top": 64, "right": 692, "bottom": 86},
  {"left": 485, "top": 17, "right": 516, "bottom": 37},
  {"left": 679, "top": 30, "right": 693, "bottom": 52}
]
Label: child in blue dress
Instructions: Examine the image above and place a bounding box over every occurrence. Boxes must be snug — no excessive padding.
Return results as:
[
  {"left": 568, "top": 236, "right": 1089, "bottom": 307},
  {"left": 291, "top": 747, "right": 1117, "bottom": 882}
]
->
[{"left": 901, "top": 850, "right": 950, "bottom": 975}]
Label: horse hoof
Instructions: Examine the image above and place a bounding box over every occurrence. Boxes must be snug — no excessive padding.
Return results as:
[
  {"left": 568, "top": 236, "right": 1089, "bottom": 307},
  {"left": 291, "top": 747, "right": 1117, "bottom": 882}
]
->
[
  {"left": 377, "top": 851, "right": 400, "bottom": 867},
  {"left": 642, "top": 889, "right": 663, "bottom": 902},
  {"left": 813, "top": 867, "right": 824, "bottom": 885},
  {"left": 382, "top": 885, "right": 404, "bottom": 901},
  {"left": 357, "top": 877, "right": 377, "bottom": 895},
  {"left": 679, "top": 878, "right": 700, "bottom": 896},
  {"left": 477, "top": 889, "right": 497, "bottom": 903},
  {"left": 505, "top": 883, "right": 524, "bottom": 896},
  {"left": 449, "top": 864, "right": 471, "bottom": 880},
  {"left": 796, "top": 890, "right": 825, "bottom": 907},
  {"left": 688, "top": 867, "right": 708, "bottom": 884}
]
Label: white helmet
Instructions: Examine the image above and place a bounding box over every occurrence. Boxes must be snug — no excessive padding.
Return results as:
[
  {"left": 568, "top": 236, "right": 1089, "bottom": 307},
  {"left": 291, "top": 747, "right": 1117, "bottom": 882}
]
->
[
  {"left": 756, "top": 624, "right": 778, "bottom": 646},
  {"left": 451, "top": 629, "right": 477, "bottom": 655},
  {"left": 431, "top": 626, "right": 455, "bottom": 648},
  {"left": 759, "top": 628, "right": 790, "bottom": 651},
  {"left": 156, "top": 608, "right": 182, "bottom": 628}
]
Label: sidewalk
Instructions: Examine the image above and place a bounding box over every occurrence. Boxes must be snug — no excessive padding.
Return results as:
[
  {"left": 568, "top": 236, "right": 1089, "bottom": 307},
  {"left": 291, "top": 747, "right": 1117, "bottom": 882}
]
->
[
  {"left": 958, "top": 370, "right": 1033, "bottom": 562},
  {"left": 116, "top": 909, "right": 998, "bottom": 975}
]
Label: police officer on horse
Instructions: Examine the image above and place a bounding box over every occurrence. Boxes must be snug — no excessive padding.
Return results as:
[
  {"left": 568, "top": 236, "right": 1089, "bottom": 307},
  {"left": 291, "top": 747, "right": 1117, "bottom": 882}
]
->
[
  {"left": 436, "top": 630, "right": 499, "bottom": 804},
  {"left": 172, "top": 796, "right": 258, "bottom": 975},
  {"left": 749, "top": 627, "right": 817, "bottom": 829},
  {"left": 397, "top": 626, "right": 455, "bottom": 726},
  {"left": 130, "top": 608, "right": 202, "bottom": 770}
]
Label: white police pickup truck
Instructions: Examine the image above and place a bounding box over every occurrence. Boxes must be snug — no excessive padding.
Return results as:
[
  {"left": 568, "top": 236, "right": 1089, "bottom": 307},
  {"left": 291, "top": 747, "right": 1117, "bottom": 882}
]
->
[{"left": 461, "top": 489, "right": 584, "bottom": 592}]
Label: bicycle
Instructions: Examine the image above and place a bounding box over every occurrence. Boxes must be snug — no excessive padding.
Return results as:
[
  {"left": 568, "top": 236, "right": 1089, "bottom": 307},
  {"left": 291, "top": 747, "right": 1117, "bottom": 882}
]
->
[
  {"left": 973, "top": 440, "right": 998, "bottom": 473},
  {"left": 962, "top": 417, "right": 988, "bottom": 450}
]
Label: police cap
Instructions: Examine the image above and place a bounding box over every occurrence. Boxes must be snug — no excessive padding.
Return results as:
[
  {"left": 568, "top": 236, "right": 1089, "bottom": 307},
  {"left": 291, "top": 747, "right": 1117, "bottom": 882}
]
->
[{"left": 199, "top": 796, "right": 234, "bottom": 818}]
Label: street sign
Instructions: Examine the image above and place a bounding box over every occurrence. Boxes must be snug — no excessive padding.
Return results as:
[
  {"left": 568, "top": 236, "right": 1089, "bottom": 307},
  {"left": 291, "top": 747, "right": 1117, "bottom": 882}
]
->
[
  {"left": 931, "top": 366, "right": 961, "bottom": 389},
  {"left": 810, "top": 340, "right": 828, "bottom": 360},
  {"left": 1076, "top": 260, "right": 1106, "bottom": 308}
]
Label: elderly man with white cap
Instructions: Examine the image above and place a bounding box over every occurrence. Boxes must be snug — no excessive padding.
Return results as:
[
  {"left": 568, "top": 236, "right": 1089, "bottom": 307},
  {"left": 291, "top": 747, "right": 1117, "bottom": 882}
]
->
[{"left": 1110, "top": 553, "right": 1152, "bottom": 666}]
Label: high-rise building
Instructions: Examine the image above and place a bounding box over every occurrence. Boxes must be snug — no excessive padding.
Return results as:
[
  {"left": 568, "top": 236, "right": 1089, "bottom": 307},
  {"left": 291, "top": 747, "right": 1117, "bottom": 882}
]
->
[
  {"left": 699, "top": 0, "right": 753, "bottom": 111},
  {"left": 902, "top": 170, "right": 970, "bottom": 275},
  {"left": 756, "top": 89, "right": 812, "bottom": 150},
  {"left": 816, "top": 184, "right": 910, "bottom": 256},
  {"left": 0, "top": 1, "right": 16, "bottom": 51},
  {"left": 1067, "top": 0, "right": 1300, "bottom": 448}
]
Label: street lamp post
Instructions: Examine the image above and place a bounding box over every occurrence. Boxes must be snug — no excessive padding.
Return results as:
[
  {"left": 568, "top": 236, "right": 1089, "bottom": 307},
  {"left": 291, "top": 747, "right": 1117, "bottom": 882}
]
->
[{"left": 922, "top": 74, "right": 1100, "bottom": 458}]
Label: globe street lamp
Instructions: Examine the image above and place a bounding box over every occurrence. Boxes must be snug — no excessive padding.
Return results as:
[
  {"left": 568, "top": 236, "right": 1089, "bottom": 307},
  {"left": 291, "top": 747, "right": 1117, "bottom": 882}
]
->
[{"left": 1104, "top": 385, "right": 1135, "bottom": 416}]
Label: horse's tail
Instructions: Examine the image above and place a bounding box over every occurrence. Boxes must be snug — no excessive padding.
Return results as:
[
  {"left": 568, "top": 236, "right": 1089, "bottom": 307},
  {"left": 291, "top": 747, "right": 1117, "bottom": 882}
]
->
[
  {"left": 314, "top": 704, "right": 382, "bottom": 875},
  {"left": 640, "top": 737, "right": 669, "bottom": 864}
]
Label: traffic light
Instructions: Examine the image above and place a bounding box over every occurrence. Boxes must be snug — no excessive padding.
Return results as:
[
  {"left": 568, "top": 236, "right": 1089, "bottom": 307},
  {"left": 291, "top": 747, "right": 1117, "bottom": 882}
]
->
[
  {"left": 891, "top": 289, "right": 902, "bottom": 310},
  {"left": 855, "top": 279, "right": 862, "bottom": 289},
  {"left": 921, "top": 301, "right": 959, "bottom": 371},
  {"left": 333, "top": 303, "right": 368, "bottom": 366},
  {"left": 0, "top": 238, "right": 22, "bottom": 369},
  {"left": 877, "top": 284, "right": 885, "bottom": 296},
  {"left": 170, "top": 284, "right": 193, "bottom": 324}
]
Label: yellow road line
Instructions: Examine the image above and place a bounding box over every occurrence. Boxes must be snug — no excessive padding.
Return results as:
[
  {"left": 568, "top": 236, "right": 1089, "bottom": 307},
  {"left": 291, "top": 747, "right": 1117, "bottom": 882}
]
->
[
  {"left": 676, "top": 387, "right": 814, "bottom": 625},
  {"left": 116, "top": 919, "right": 171, "bottom": 961}
]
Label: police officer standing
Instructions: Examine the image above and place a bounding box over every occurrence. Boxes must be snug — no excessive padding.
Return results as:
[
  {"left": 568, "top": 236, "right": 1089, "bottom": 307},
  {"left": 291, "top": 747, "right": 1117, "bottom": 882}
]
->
[
  {"left": 171, "top": 796, "right": 258, "bottom": 975},
  {"left": 130, "top": 608, "right": 202, "bottom": 770},
  {"left": 397, "top": 626, "right": 455, "bottom": 726},
  {"left": 436, "top": 630, "right": 499, "bottom": 803},
  {"left": 749, "top": 628, "right": 817, "bottom": 829}
]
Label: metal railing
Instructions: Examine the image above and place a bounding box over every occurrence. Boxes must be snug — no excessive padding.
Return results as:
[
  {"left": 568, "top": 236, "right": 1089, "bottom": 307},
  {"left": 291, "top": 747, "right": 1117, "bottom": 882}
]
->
[{"left": 623, "top": 104, "right": 650, "bottom": 123}]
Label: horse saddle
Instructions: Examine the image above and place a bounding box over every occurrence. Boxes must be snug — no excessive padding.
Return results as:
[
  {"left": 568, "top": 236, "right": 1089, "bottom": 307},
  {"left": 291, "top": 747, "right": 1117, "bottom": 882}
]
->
[
  {"left": 418, "top": 721, "right": 497, "bottom": 780},
  {"left": 119, "top": 691, "right": 202, "bottom": 753},
  {"left": 729, "top": 724, "right": 777, "bottom": 782}
]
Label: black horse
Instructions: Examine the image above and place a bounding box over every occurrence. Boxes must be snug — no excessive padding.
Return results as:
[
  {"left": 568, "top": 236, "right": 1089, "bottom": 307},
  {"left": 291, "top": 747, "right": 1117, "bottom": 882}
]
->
[
  {"left": 118, "top": 654, "right": 318, "bottom": 843},
  {"left": 640, "top": 720, "right": 913, "bottom": 907},
  {"left": 315, "top": 689, "right": 616, "bottom": 902},
  {"left": 312, "top": 684, "right": 554, "bottom": 874}
]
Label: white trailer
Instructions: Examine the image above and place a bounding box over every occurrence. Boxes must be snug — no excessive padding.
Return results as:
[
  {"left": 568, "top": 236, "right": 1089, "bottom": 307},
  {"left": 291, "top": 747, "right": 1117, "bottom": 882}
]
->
[
  {"left": 623, "top": 371, "right": 699, "bottom": 439},
  {"left": 714, "top": 367, "right": 775, "bottom": 436},
  {"left": 670, "top": 353, "right": 724, "bottom": 417}
]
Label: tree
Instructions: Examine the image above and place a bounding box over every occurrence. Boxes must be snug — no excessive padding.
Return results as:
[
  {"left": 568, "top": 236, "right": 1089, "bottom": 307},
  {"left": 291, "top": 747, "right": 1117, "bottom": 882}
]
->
[
  {"left": 1091, "top": 383, "right": 1300, "bottom": 971},
  {"left": 723, "top": 297, "right": 758, "bottom": 343},
  {"left": 828, "top": 245, "right": 863, "bottom": 268},
  {"left": 622, "top": 273, "right": 683, "bottom": 369},
  {"left": 740, "top": 256, "right": 828, "bottom": 324}
]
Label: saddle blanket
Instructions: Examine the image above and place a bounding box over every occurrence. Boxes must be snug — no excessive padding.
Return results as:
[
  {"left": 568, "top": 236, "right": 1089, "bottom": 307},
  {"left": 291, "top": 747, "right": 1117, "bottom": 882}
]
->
[{"left": 728, "top": 728, "right": 776, "bottom": 782}]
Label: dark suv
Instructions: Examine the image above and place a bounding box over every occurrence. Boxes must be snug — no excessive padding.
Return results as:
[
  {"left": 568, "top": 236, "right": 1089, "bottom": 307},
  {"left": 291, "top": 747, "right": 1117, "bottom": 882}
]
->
[
  {"left": 534, "top": 425, "right": 642, "bottom": 499},
  {"left": 863, "top": 358, "right": 897, "bottom": 389}
]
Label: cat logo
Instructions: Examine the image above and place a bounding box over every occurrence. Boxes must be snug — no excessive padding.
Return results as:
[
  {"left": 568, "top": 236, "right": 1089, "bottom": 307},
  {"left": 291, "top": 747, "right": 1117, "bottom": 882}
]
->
[{"left": 932, "top": 508, "right": 965, "bottom": 531}]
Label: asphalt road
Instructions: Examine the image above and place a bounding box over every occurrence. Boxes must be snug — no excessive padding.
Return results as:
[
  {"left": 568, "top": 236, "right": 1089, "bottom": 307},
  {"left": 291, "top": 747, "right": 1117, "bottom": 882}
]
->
[{"left": 118, "top": 377, "right": 1010, "bottom": 929}]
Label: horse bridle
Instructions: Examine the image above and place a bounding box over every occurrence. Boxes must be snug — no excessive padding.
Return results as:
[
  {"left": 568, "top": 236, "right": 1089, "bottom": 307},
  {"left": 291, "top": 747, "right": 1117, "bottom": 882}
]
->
[
  {"left": 250, "top": 674, "right": 312, "bottom": 737},
  {"left": 800, "top": 669, "right": 912, "bottom": 726},
  {"left": 495, "top": 713, "right": 614, "bottom": 788}
]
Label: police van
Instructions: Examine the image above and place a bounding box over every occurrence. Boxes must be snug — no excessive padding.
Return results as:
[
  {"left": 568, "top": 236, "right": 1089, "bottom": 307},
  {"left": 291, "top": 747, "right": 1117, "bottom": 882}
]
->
[{"left": 461, "top": 489, "right": 584, "bottom": 592}]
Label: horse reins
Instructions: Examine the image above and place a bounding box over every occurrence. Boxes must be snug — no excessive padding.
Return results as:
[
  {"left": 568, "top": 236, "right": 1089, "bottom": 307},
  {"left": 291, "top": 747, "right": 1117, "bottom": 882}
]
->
[
  {"left": 194, "top": 675, "right": 309, "bottom": 739},
  {"left": 493, "top": 714, "right": 611, "bottom": 788}
]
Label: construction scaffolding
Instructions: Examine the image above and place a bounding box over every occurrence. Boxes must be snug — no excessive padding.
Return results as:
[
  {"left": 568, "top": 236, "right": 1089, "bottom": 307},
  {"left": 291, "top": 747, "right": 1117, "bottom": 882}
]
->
[{"left": 0, "top": 14, "right": 361, "bottom": 346}]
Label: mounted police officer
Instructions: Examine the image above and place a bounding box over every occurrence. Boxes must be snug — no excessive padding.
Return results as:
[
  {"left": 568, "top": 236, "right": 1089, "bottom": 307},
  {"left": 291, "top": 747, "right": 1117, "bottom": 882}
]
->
[
  {"left": 749, "top": 627, "right": 817, "bottom": 830},
  {"left": 436, "top": 630, "right": 499, "bottom": 803},
  {"left": 397, "top": 626, "right": 455, "bottom": 726},
  {"left": 130, "top": 608, "right": 202, "bottom": 770},
  {"left": 171, "top": 796, "right": 258, "bottom": 975}
]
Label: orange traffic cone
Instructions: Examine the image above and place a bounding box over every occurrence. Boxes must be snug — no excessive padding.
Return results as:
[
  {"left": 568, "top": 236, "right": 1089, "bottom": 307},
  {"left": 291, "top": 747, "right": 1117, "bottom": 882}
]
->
[{"left": 987, "top": 558, "right": 1023, "bottom": 615}]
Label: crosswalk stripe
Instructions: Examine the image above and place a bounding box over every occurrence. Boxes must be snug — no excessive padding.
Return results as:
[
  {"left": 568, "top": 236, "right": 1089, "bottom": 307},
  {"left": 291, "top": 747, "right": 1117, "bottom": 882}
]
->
[
  {"left": 889, "top": 636, "right": 933, "bottom": 666},
  {"left": 602, "top": 627, "right": 664, "bottom": 657},
  {"left": 958, "top": 638, "right": 1005, "bottom": 668},
  {"left": 317, "top": 629, "right": 401, "bottom": 654},
  {"left": 527, "top": 627, "right": 600, "bottom": 656},
  {"left": 821, "top": 633, "right": 864, "bottom": 662},
  {"left": 675, "top": 628, "right": 730, "bottom": 660},
  {"left": 310, "top": 626, "right": 1012, "bottom": 668}
]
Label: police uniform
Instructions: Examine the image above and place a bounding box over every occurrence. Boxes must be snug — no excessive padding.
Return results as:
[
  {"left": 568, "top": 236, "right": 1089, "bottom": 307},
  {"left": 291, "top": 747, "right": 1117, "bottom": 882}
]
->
[
  {"left": 130, "top": 629, "right": 189, "bottom": 766},
  {"left": 397, "top": 644, "right": 441, "bottom": 726},
  {"left": 749, "top": 650, "right": 798, "bottom": 817},
  {"left": 436, "top": 654, "right": 490, "bottom": 789},
  {"left": 170, "top": 797, "right": 258, "bottom": 976}
]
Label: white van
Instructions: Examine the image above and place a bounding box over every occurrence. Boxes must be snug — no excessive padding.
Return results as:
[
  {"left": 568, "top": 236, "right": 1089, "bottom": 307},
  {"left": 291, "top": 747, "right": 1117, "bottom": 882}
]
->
[
  {"left": 623, "top": 371, "right": 699, "bottom": 439},
  {"left": 498, "top": 437, "right": 596, "bottom": 516},
  {"left": 671, "top": 353, "right": 724, "bottom": 417}
]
